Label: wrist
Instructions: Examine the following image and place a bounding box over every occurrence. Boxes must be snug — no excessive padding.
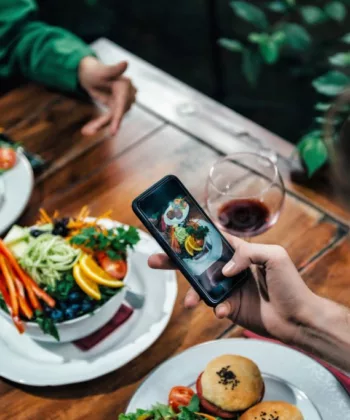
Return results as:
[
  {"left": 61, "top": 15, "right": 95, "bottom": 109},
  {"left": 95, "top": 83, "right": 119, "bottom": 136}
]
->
[{"left": 78, "top": 56, "right": 99, "bottom": 90}]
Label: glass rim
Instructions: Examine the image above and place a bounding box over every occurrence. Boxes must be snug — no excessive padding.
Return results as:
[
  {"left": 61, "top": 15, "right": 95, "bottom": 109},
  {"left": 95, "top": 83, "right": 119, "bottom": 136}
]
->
[{"left": 208, "top": 152, "right": 281, "bottom": 199}]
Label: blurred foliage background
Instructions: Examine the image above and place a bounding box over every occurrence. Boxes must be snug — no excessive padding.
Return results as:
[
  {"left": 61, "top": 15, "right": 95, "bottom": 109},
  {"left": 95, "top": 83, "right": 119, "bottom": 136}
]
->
[{"left": 38, "top": 0, "right": 350, "bottom": 174}]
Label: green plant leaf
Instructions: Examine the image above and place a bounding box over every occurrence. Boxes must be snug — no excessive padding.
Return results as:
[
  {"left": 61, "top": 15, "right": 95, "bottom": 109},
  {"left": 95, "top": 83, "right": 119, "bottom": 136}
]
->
[
  {"left": 315, "top": 103, "right": 331, "bottom": 111},
  {"left": 267, "top": 1, "right": 288, "bottom": 12},
  {"left": 248, "top": 32, "right": 269, "bottom": 44},
  {"left": 230, "top": 1, "right": 268, "bottom": 29},
  {"left": 297, "top": 133, "right": 329, "bottom": 176},
  {"left": 285, "top": 0, "right": 295, "bottom": 6},
  {"left": 324, "top": 1, "right": 347, "bottom": 22},
  {"left": 341, "top": 33, "right": 350, "bottom": 43},
  {"left": 260, "top": 40, "right": 280, "bottom": 64},
  {"left": 242, "top": 48, "right": 262, "bottom": 87},
  {"left": 300, "top": 6, "right": 327, "bottom": 25},
  {"left": 312, "top": 70, "right": 350, "bottom": 96},
  {"left": 218, "top": 38, "right": 243, "bottom": 52},
  {"left": 283, "top": 23, "right": 312, "bottom": 51},
  {"left": 329, "top": 52, "right": 350, "bottom": 67}
]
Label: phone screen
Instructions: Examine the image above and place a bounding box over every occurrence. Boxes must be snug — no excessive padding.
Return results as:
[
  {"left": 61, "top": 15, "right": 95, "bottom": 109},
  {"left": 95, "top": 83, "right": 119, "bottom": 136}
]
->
[{"left": 136, "top": 176, "right": 244, "bottom": 302}]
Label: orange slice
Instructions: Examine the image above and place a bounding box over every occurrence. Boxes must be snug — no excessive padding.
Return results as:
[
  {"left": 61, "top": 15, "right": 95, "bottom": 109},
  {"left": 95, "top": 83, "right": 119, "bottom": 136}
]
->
[
  {"left": 80, "top": 254, "right": 124, "bottom": 288},
  {"left": 73, "top": 264, "right": 101, "bottom": 300},
  {"left": 184, "top": 237, "right": 194, "bottom": 256},
  {"left": 188, "top": 236, "right": 203, "bottom": 252}
]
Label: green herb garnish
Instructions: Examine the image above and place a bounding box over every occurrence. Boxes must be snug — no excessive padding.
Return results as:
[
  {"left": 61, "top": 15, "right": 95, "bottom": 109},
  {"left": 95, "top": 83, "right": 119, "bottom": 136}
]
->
[
  {"left": 70, "top": 226, "right": 140, "bottom": 259},
  {"left": 0, "top": 295, "right": 8, "bottom": 314},
  {"left": 45, "top": 272, "right": 76, "bottom": 300},
  {"left": 34, "top": 310, "right": 60, "bottom": 341},
  {"left": 186, "top": 225, "right": 209, "bottom": 240}
]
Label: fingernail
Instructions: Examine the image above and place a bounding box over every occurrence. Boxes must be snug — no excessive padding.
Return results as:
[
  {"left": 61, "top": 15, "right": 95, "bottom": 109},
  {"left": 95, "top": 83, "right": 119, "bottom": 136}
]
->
[
  {"left": 216, "top": 303, "right": 228, "bottom": 319},
  {"left": 223, "top": 261, "right": 236, "bottom": 276}
]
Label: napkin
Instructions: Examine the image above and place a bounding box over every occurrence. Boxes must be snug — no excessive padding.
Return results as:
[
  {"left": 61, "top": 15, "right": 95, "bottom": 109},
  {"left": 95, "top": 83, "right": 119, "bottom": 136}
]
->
[
  {"left": 74, "top": 304, "right": 133, "bottom": 351},
  {"left": 243, "top": 330, "right": 350, "bottom": 395}
]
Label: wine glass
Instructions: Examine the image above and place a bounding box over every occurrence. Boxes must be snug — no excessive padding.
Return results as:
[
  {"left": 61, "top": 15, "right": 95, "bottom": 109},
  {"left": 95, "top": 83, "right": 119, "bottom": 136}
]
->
[{"left": 206, "top": 152, "right": 285, "bottom": 239}]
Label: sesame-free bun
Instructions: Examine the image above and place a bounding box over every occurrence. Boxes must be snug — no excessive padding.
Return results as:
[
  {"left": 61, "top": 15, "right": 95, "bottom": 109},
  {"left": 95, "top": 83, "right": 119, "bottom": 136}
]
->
[
  {"left": 240, "top": 401, "right": 304, "bottom": 420},
  {"left": 201, "top": 354, "right": 264, "bottom": 412}
]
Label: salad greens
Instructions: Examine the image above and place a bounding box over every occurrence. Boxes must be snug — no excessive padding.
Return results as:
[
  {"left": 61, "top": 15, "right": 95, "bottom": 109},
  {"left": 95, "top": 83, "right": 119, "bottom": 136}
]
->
[
  {"left": 34, "top": 310, "right": 59, "bottom": 341},
  {"left": 70, "top": 226, "right": 140, "bottom": 260},
  {"left": 185, "top": 226, "right": 209, "bottom": 240},
  {"left": 20, "top": 234, "right": 81, "bottom": 289},
  {"left": 119, "top": 396, "right": 222, "bottom": 420}
]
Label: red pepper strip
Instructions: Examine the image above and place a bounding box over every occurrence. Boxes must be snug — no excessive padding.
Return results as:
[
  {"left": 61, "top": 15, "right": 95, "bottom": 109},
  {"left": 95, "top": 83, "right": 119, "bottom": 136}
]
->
[
  {"left": 0, "top": 239, "right": 41, "bottom": 310},
  {"left": 14, "top": 278, "right": 33, "bottom": 319},
  {"left": 0, "top": 274, "right": 25, "bottom": 333},
  {"left": 0, "top": 254, "right": 18, "bottom": 317},
  {"left": 0, "top": 275, "right": 12, "bottom": 313}
]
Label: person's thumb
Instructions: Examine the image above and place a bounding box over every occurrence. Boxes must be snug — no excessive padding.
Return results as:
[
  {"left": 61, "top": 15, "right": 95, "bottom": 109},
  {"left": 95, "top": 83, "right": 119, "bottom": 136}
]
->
[{"left": 102, "top": 61, "right": 128, "bottom": 79}]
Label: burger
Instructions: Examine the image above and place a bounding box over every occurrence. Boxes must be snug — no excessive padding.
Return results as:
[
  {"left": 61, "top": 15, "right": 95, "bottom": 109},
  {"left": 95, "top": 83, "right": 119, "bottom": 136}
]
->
[
  {"left": 239, "top": 401, "right": 304, "bottom": 420},
  {"left": 196, "top": 355, "right": 264, "bottom": 419}
]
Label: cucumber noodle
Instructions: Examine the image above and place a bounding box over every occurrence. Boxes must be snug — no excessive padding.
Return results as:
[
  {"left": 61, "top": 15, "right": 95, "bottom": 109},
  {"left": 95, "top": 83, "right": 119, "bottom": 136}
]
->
[{"left": 20, "top": 233, "right": 81, "bottom": 289}]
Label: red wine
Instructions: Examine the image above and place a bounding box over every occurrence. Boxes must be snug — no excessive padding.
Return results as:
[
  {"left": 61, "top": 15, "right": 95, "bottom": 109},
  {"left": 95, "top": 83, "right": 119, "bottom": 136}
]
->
[{"left": 218, "top": 199, "right": 270, "bottom": 235}]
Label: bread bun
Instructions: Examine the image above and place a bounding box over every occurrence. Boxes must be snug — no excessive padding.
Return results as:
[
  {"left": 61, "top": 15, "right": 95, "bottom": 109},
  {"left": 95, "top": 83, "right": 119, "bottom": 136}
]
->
[
  {"left": 201, "top": 354, "right": 264, "bottom": 412},
  {"left": 240, "top": 401, "right": 304, "bottom": 420}
]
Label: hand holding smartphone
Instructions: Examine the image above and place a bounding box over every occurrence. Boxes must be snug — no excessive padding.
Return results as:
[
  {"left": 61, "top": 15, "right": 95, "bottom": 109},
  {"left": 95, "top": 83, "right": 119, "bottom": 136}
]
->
[{"left": 132, "top": 175, "right": 248, "bottom": 306}]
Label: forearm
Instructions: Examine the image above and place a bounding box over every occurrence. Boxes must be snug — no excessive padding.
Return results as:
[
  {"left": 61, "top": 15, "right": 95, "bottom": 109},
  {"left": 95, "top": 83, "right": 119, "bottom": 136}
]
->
[
  {"left": 292, "top": 295, "right": 350, "bottom": 372},
  {"left": 0, "top": 0, "right": 94, "bottom": 92}
]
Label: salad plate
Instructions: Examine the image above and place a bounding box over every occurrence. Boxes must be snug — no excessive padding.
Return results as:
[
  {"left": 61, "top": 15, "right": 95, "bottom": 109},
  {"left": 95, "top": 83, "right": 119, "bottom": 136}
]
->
[
  {"left": 0, "top": 219, "right": 177, "bottom": 385},
  {"left": 0, "top": 150, "right": 34, "bottom": 235},
  {"left": 126, "top": 339, "right": 350, "bottom": 419}
]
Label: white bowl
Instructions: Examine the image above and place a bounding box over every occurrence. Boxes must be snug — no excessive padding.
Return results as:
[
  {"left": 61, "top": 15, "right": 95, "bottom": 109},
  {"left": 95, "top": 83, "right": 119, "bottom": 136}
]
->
[{"left": 0, "top": 254, "right": 131, "bottom": 343}]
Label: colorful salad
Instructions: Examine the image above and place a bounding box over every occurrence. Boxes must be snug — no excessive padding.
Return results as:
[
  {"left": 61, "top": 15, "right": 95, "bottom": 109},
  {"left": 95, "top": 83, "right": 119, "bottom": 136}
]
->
[
  {"left": 0, "top": 141, "right": 17, "bottom": 173},
  {"left": 0, "top": 207, "right": 140, "bottom": 340}
]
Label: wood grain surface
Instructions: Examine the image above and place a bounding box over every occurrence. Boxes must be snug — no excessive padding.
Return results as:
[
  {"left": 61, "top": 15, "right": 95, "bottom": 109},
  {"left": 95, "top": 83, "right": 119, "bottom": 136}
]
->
[{"left": 1, "top": 44, "right": 350, "bottom": 419}]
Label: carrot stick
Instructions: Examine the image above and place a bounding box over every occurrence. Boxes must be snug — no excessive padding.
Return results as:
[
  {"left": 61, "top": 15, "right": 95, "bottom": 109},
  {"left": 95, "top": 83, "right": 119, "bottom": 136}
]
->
[
  {"left": 0, "top": 255, "right": 18, "bottom": 317},
  {"left": 0, "top": 240, "right": 55, "bottom": 308},
  {"left": 0, "top": 276, "right": 25, "bottom": 333},
  {"left": 14, "top": 278, "right": 33, "bottom": 319},
  {"left": 0, "top": 239, "right": 41, "bottom": 310},
  {"left": 12, "top": 316, "right": 25, "bottom": 334},
  {"left": 0, "top": 276, "right": 12, "bottom": 314}
]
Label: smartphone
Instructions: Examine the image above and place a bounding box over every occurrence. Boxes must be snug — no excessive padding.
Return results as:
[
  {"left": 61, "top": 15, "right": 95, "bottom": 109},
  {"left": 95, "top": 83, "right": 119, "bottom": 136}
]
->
[{"left": 132, "top": 175, "right": 248, "bottom": 306}]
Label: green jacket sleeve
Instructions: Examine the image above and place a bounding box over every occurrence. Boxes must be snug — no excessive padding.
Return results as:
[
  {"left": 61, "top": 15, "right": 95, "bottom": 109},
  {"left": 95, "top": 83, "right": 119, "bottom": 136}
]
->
[{"left": 0, "top": 0, "right": 95, "bottom": 93}]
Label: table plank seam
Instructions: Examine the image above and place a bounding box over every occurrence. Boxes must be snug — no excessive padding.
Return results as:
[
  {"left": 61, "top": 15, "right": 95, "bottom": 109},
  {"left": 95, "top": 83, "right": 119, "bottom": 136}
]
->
[{"left": 38, "top": 122, "right": 168, "bottom": 201}]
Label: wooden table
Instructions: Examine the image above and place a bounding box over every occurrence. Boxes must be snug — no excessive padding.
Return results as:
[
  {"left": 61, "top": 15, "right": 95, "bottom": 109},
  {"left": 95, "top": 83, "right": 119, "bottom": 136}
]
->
[{"left": 0, "top": 39, "right": 349, "bottom": 420}]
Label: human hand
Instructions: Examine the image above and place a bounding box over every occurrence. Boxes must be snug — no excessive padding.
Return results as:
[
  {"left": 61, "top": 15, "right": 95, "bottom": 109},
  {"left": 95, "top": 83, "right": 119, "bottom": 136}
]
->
[
  {"left": 78, "top": 56, "right": 137, "bottom": 136},
  {"left": 148, "top": 234, "right": 316, "bottom": 343}
]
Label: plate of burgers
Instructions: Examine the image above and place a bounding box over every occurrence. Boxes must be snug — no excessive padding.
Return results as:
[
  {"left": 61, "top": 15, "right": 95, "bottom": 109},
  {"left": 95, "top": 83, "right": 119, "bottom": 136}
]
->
[{"left": 120, "top": 339, "right": 350, "bottom": 420}]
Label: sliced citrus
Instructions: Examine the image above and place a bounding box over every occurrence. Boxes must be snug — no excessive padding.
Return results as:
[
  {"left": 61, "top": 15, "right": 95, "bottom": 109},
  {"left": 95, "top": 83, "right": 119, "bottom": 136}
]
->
[
  {"left": 188, "top": 236, "right": 203, "bottom": 252},
  {"left": 184, "top": 237, "right": 194, "bottom": 256},
  {"left": 80, "top": 254, "right": 124, "bottom": 288},
  {"left": 73, "top": 264, "right": 101, "bottom": 300}
]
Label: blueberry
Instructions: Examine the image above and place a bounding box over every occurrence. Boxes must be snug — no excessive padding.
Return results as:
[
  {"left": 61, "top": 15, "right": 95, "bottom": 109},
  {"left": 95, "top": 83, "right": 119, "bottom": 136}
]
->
[
  {"left": 70, "top": 303, "right": 81, "bottom": 312},
  {"left": 64, "top": 307, "right": 76, "bottom": 320},
  {"left": 50, "top": 309, "right": 63, "bottom": 322},
  {"left": 68, "top": 292, "right": 81, "bottom": 303},
  {"left": 30, "top": 229, "right": 48, "bottom": 238},
  {"left": 81, "top": 301, "right": 92, "bottom": 313},
  {"left": 59, "top": 301, "right": 67, "bottom": 310}
]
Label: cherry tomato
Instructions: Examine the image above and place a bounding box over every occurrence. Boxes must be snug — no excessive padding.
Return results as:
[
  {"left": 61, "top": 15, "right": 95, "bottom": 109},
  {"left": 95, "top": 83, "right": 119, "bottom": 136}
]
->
[
  {"left": 168, "top": 386, "right": 195, "bottom": 413},
  {"left": 0, "top": 148, "right": 16, "bottom": 170},
  {"left": 95, "top": 252, "right": 127, "bottom": 279}
]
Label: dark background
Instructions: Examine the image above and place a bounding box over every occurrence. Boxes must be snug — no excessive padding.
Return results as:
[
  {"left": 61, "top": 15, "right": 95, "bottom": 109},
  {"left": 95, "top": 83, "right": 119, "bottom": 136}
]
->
[{"left": 38, "top": 0, "right": 349, "bottom": 144}]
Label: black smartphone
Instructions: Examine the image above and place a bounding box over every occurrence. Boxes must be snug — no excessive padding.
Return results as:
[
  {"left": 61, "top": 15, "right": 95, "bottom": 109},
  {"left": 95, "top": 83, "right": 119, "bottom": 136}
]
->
[{"left": 132, "top": 175, "right": 248, "bottom": 306}]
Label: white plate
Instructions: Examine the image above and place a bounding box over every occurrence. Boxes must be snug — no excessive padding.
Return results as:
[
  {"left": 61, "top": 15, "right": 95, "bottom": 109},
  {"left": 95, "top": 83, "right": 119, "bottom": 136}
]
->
[
  {"left": 127, "top": 339, "right": 350, "bottom": 419},
  {"left": 0, "top": 229, "right": 177, "bottom": 386},
  {"left": 0, "top": 151, "right": 34, "bottom": 235}
]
